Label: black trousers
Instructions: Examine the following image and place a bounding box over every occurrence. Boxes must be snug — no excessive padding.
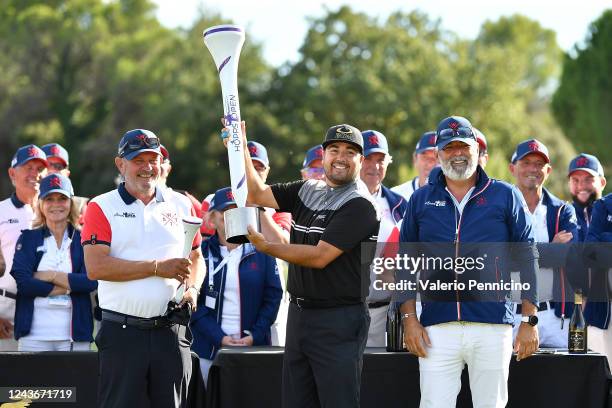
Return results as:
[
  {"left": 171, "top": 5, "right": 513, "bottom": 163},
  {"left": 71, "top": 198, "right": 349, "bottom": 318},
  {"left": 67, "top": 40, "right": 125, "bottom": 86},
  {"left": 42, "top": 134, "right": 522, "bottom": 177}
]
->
[
  {"left": 282, "top": 302, "right": 370, "bottom": 408},
  {"left": 95, "top": 320, "right": 193, "bottom": 408}
]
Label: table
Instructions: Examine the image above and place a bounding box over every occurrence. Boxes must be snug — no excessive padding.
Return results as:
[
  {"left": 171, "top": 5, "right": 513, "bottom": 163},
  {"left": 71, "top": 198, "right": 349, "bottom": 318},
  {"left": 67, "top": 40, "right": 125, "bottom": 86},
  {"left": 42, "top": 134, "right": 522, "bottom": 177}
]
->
[{"left": 207, "top": 347, "right": 612, "bottom": 408}]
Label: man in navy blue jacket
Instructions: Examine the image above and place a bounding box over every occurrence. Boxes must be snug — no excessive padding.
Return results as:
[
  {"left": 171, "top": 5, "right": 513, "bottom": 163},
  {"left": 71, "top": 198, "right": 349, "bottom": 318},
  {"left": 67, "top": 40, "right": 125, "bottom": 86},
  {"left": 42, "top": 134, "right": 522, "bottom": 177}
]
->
[
  {"left": 359, "top": 130, "right": 408, "bottom": 346},
  {"left": 509, "top": 139, "right": 578, "bottom": 347},
  {"left": 568, "top": 154, "right": 606, "bottom": 242},
  {"left": 400, "top": 116, "right": 539, "bottom": 408}
]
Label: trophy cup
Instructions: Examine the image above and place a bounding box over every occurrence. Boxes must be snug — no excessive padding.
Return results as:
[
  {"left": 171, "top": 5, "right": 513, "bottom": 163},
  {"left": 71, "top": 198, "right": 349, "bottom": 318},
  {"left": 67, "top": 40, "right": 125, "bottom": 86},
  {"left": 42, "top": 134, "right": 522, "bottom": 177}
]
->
[
  {"left": 203, "top": 25, "right": 261, "bottom": 244},
  {"left": 173, "top": 216, "right": 203, "bottom": 304}
]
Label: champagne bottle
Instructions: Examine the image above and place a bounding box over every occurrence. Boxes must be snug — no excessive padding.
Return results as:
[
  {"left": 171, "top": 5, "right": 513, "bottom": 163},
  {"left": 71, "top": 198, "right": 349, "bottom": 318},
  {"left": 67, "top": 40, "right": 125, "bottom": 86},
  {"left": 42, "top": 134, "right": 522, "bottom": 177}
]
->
[
  {"left": 386, "top": 302, "right": 406, "bottom": 352},
  {"left": 568, "top": 291, "right": 587, "bottom": 354}
]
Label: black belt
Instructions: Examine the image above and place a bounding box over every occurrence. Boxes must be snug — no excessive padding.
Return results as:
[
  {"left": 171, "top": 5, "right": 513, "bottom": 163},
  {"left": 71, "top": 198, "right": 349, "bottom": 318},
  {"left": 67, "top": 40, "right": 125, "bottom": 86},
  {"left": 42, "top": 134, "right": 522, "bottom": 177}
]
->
[
  {"left": 289, "top": 296, "right": 361, "bottom": 309},
  {"left": 515, "top": 301, "right": 551, "bottom": 314},
  {"left": 0, "top": 289, "right": 16, "bottom": 300},
  {"left": 367, "top": 301, "right": 390, "bottom": 309},
  {"left": 101, "top": 310, "right": 173, "bottom": 329}
]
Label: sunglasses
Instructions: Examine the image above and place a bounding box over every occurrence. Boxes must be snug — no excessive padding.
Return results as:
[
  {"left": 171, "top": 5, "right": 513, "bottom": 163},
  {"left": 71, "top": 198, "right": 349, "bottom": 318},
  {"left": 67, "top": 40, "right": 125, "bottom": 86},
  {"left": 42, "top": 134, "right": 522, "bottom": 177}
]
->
[
  {"left": 437, "top": 127, "right": 475, "bottom": 140},
  {"left": 119, "top": 135, "right": 160, "bottom": 156},
  {"left": 303, "top": 167, "right": 325, "bottom": 179}
]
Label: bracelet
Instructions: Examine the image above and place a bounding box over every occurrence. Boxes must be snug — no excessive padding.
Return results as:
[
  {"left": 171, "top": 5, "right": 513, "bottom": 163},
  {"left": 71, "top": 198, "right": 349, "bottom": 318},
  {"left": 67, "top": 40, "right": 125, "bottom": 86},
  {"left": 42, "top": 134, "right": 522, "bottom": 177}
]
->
[
  {"left": 153, "top": 260, "right": 158, "bottom": 277},
  {"left": 187, "top": 285, "right": 200, "bottom": 295},
  {"left": 401, "top": 312, "right": 417, "bottom": 321}
]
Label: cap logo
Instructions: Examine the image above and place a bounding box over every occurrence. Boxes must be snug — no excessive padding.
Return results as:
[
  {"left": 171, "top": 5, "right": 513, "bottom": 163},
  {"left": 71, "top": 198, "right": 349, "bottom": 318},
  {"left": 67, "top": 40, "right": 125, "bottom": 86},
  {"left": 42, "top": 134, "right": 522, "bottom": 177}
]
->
[
  {"left": 315, "top": 149, "right": 323, "bottom": 158},
  {"left": 336, "top": 126, "right": 353, "bottom": 135},
  {"left": 528, "top": 141, "right": 539, "bottom": 151},
  {"left": 49, "top": 176, "right": 61, "bottom": 188},
  {"left": 428, "top": 135, "right": 436, "bottom": 145},
  {"left": 27, "top": 146, "right": 38, "bottom": 157},
  {"left": 575, "top": 157, "right": 589, "bottom": 167},
  {"left": 368, "top": 135, "right": 379, "bottom": 146},
  {"left": 225, "top": 190, "right": 234, "bottom": 201},
  {"left": 448, "top": 121, "right": 459, "bottom": 131},
  {"left": 248, "top": 145, "right": 257, "bottom": 155},
  {"left": 135, "top": 133, "right": 147, "bottom": 141},
  {"left": 50, "top": 146, "right": 60, "bottom": 155}
]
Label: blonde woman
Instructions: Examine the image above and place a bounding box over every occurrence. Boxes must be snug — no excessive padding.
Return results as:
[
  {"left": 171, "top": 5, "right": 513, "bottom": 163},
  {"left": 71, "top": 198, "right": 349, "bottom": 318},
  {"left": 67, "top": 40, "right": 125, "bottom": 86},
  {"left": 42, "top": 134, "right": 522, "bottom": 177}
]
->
[{"left": 11, "top": 174, "right": 97, "bottom": 351}]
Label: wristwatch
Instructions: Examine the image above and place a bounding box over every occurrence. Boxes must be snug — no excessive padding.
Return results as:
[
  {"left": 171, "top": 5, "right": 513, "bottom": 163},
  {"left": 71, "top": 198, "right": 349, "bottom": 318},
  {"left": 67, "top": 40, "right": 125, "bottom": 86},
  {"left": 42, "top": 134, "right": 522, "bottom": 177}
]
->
[
  {"left": 187, "top": 285, "right": 200, "bottom": 296},
  {"left": 521, "top": 315, "right": 538, "bottom": 326}
]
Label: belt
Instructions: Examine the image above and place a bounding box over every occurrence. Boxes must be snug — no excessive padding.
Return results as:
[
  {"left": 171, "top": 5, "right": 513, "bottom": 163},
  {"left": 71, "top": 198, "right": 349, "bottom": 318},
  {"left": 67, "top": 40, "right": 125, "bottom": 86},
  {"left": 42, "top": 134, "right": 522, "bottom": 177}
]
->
[
  {"left": 515, "top": 301, "right": 551, "bottom": 315},
  {"left": 0, "top": 289, "right": 16, "bottom": 300},
  {"left": 289, "top": 296, "right": 361, "bottom": 309},
  {"left": 367, "top": 301, "right": 390, "bottom": 309},
  {"left": 101, "top": 310, "right": 173, "bottom": 329}
]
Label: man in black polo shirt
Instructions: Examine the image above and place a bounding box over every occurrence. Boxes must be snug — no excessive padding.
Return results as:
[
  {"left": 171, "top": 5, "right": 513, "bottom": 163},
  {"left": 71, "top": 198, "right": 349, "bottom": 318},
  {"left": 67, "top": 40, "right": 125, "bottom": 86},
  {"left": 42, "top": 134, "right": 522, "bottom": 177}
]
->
[{"left": 224, "top": 123, "right": 379, "bottom": 407}]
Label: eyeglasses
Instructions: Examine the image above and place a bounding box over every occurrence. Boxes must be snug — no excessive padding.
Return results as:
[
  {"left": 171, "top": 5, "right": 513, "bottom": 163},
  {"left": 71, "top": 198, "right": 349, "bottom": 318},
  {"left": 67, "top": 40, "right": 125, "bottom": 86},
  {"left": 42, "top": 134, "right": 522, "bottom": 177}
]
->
[
  {"left": 119, "top": 135, "right": 160, "bottom": 156},
  {"left": 48, "top": 162, "right": 67, "bottom": 171},
  {"left": 302, "top": 167, "right": 325, "bottom": 179},
  {"left": 437, "top": 127, "right": 475, "bottom": 140}
]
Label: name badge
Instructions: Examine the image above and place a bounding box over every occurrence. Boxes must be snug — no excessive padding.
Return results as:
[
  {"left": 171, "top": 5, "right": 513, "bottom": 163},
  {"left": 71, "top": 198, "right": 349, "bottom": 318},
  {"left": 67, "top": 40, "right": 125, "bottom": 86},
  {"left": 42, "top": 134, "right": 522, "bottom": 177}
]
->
[
  {"left": 205, "top": 292, "right": 217, "bottom": 310},
  {"left": 48, "top": 295, "right": 71, "bottom": 308}
]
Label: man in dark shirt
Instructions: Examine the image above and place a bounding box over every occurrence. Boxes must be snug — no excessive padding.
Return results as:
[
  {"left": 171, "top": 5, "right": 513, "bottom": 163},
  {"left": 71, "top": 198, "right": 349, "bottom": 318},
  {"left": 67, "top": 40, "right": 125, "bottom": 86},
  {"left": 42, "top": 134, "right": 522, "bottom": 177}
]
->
[{"left": 224, "top": 122, "right": 379, "bottom": 408}]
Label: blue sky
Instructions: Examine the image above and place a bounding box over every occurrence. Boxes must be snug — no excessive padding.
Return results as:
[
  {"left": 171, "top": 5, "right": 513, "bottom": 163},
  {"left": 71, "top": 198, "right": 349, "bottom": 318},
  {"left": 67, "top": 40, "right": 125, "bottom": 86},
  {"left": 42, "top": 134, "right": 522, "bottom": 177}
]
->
[{"left": 153, "top": 0, "right": 612, "bottom": 66}]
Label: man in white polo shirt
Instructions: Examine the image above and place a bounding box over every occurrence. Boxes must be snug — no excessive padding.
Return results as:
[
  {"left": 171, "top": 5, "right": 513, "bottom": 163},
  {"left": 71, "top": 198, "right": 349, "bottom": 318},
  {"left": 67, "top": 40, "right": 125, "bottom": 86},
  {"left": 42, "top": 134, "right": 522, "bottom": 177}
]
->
[
  {"left": 82, "top": 129, "right": 205, "bottom": 408},
  {"left": 391, "top": 131, "right": 437, "bottom": 201},
  {"left": 0, "top": 144, "right": 47, "bottom": 351}
]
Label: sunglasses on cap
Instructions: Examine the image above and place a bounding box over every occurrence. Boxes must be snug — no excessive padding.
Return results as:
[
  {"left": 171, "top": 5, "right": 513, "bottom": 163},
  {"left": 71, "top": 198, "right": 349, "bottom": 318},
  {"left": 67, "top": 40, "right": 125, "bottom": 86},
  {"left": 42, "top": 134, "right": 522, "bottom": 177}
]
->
[
  {"left": 437, "top": 127, "right": 476, "bottom": 140},
  {"left": 118, "top": 135, "right": 160, "bottom": 157}
]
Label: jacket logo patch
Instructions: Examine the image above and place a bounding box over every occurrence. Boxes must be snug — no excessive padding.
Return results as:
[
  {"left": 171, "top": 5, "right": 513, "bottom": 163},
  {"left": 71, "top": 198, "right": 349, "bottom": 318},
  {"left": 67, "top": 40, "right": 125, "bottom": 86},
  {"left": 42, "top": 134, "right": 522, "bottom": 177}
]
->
[
  {"left": 425, "top": 200, "right": 447, "bottom": 207},
  {"left": 114, "top": 212, "right": 136, "bottom": 218},
  {"left": 315, "top": 214, "right": 326, "bottom": 221},
  {"left": 476, "top": 196, "right": 487, "bottom": 206}
]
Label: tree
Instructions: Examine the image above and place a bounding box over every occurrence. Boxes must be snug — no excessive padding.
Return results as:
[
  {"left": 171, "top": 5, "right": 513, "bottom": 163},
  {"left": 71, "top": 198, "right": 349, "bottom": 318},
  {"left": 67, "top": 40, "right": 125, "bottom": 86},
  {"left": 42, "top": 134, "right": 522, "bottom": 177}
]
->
[{"left": 552, "top": 10, "right": 612, "bottom": 185}]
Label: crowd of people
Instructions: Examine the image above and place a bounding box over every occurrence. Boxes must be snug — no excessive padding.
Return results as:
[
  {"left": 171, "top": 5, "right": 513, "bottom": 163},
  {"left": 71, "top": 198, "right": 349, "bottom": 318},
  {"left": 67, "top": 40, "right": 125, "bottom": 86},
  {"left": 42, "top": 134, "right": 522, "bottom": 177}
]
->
[{"left": 0, "top": 116, "right": 610, "bottom": 408}]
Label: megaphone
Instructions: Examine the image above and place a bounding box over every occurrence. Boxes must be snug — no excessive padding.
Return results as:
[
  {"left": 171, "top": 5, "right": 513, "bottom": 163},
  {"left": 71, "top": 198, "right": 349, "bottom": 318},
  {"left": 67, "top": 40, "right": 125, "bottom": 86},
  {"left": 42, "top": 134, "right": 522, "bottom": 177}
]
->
[{"left": 203, "top": 25, "right": 261, "bottom": 244}]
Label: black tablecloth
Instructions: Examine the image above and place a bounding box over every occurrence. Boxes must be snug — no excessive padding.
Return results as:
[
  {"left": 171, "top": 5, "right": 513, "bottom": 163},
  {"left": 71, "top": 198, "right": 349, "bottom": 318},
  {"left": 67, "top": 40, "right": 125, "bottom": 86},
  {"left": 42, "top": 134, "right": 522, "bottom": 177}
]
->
[
  {"left": 0, "top": 351, "right": 206, "bottom": 408},
  {"left": 207, "top": 347, "right": 612, "bottom": 408}
]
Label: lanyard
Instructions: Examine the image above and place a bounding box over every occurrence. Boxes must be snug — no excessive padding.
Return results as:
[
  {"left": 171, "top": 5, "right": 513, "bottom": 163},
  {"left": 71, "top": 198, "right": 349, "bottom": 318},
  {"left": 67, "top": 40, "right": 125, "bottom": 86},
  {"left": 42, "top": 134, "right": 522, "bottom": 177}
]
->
[{"left": 207, "top": 246, "right": 241, "bottom": 289}]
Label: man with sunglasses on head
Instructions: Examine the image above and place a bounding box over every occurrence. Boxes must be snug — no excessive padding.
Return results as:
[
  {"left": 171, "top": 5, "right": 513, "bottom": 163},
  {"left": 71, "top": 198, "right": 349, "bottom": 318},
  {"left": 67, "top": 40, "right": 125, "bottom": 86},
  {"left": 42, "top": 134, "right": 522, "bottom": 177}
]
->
[
  {"left": 399, "top": 116, "right": 539, "bottom": 408},
  {"left": 81, "top": 129, "right": 205, "bottom": 408},
  {"left": 0, "top": 145, "right": 47, "bottom": 351},
  {"left": 392, "top": 131, "right": 438, "bottom": 201}
]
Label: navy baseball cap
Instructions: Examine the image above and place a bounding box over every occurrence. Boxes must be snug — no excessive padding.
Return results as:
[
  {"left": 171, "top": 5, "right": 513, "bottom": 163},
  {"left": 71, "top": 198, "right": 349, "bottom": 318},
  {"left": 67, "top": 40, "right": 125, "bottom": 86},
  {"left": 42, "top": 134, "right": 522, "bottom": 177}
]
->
[
  {"left": 435, "top": 116, "right": 478, "bottom": 150},
  {"left": 322, "top": 124, "right": 364, "bottom": 153},
  {"left": 210, "top": 187, "right": 236, "bottom": 212},
  {"left": 474, "top": 128, "right": 487, "bottom": 153},
  {"left": 11, "top": 144, "right": 48, "bottom": 168},
  {"left": 117, "top": 129, "right": 161, "bottom": 160},
  {"left": 247, "top": 141, "right": 269, "bottom": 167},
  {"left": 160, "top": 144, "right": 170, "bottom": 161},
  {"left": 42, "top": 143, "right": 69, "bottom": 166},
  {"left": 511, "top": 139, "right": 550, "bottom": 164},
  {"left": 568, "top": 153, "right": 604, "bottom": 177},
  {"left": 362, "top": 130, "right": 389, "bottom": 157},
  {"left": 39, "top": 174, "right": 74, "bottom": 199},
  {"left": 302, "top": 145, "right": 323, "bottom": 168},
  {"left": 415, "top": 131, "right": 437, "bottom": 154}
]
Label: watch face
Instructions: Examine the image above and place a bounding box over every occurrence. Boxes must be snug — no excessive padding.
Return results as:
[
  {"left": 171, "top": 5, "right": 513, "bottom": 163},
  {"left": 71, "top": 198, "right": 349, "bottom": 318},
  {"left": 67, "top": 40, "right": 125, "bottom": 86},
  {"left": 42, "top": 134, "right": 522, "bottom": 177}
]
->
[{"left": 528, "top": 315, "right": 539, "bottom": 326}]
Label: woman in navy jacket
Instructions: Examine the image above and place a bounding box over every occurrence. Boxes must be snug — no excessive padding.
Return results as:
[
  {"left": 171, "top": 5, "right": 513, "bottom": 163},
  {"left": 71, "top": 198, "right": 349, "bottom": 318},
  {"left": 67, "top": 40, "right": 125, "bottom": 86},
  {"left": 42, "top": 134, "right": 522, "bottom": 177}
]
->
[
  {"left": 191, "top": 187, "right": 282, "bottom": 386},
  {"left": 10, "top": 174, "right": 97, "bottom": 351}
]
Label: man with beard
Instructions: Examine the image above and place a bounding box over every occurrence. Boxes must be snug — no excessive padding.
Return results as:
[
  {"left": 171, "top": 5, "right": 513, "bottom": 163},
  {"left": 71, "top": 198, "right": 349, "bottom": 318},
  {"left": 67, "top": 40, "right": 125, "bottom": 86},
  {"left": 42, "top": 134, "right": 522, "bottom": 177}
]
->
[
  {"left": 224, "top": 122, "right": 379, "bottom": 408},
  {"left": 392, "top": 131, "right": 437, "bottom": 201},
  {"left": 509, "top": 140, "right": 578, "bottom": 347},
  {"left": 568, "top": 154, "right": 606, "bottom": 241},
  {"left": 400, "top": 116, "right": 539, "bottom": 408}
]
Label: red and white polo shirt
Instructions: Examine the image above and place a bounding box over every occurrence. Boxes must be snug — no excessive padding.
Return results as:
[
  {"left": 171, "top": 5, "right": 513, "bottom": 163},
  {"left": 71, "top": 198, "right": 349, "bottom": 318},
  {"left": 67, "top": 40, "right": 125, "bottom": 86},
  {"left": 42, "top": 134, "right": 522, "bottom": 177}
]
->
[{"left": 82, "top": 184, "right": 201, "bottom": 318}]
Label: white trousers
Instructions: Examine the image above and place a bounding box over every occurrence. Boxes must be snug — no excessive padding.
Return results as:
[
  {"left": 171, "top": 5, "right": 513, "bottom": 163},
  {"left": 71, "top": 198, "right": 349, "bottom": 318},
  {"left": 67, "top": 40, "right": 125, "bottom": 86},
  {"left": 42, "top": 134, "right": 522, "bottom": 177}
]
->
[
  {"left": 199, "top": 358, "right": 214, "bottom": 389},
  {"left": 512, "top": 306, "right": 568, "bottom": 348},
  {"left": 18, "top": 338, "right": 91, "bottom": 352},
  {"left": 588, "top": 303, "right": 612, "bottom": 367},
  {"left": 419, "top": 322, "right": 513, "bottom": 408},
  {"left": 366, "top": 304, "right": 387, "bottom": 347}
]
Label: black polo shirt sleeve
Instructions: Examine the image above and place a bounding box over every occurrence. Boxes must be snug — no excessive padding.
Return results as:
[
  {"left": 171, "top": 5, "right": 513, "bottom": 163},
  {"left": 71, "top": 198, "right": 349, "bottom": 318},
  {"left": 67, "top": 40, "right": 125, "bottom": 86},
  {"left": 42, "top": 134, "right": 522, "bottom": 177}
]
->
[
  {"left": 321, "top": 197, "right": 379, "bottom": 252},
  {"left": 270, "top": 180, "right": 306, "bottom": 213}
]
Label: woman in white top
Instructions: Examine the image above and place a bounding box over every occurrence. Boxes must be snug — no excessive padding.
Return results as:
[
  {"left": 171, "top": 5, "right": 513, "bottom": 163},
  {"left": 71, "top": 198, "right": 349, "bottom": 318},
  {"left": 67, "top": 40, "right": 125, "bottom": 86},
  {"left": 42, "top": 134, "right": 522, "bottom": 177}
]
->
[{"left": 11, "top": 174, "right": 97, "bottom": 351}]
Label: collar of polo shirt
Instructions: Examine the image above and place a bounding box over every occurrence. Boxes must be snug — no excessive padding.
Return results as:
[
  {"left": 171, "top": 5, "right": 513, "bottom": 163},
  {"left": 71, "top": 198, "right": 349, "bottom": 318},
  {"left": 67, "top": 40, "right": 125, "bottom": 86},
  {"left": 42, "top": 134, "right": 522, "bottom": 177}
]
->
[
  {"left": 10, "top": 192, "right": 26, "bottom": 209},
  {"left": 118, "top": 182, "right": 165, "bottom": 205}
]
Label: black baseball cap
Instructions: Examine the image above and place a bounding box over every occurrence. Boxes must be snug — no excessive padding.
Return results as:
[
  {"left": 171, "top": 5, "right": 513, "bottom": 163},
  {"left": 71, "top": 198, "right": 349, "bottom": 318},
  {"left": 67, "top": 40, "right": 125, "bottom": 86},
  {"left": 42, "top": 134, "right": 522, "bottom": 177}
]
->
[{"left": 322, "top": 124, "right": 364, "bottom": 153}]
